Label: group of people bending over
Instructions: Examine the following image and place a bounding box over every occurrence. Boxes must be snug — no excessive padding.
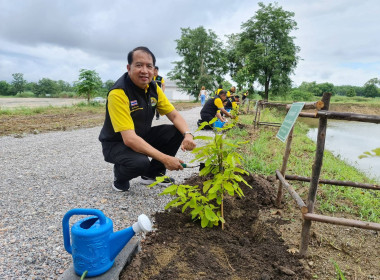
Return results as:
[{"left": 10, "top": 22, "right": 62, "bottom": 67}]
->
[{"left": 198, "top": 85, "right": 248, "bottom": 128}]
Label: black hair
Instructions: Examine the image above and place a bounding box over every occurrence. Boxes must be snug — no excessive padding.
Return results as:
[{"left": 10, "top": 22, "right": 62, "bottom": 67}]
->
[
  {"left": 155, "top": 66, "right": 159, "bottom": 70},
  {"left": 219, "top": 90, "right": 227, "bottom": 95},
  {"left": 218, "top": 84, "right": 223, "bottom": 89},
  {"left": 127, "top": 46, "right": 156, "bottom": 65}
]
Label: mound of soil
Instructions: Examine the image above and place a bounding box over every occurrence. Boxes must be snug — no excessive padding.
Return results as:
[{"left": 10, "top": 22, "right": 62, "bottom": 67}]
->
[{"left": 120, "top": 174, "right": 312, "bottom": 280}]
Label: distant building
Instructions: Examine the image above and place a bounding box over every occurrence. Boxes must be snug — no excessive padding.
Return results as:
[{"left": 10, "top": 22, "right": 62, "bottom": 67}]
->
[{"left": 164, "top": 80, "right": 196, "bottom": 101}]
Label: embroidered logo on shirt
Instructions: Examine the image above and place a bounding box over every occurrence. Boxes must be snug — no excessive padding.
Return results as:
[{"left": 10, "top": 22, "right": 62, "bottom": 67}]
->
[{"left": 150, "top": 97, "right": 157, "bottom": 107}]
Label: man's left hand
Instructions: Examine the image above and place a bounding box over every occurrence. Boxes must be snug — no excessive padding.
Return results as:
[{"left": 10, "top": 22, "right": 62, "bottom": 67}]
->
[{"left": 181, "top": 134, "right": 196, "bottom": 151}]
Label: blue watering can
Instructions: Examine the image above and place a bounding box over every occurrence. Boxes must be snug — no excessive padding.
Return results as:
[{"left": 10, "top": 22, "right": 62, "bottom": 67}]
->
[{"left": 62, "top": 208, "right": 152, "bottom": 277}]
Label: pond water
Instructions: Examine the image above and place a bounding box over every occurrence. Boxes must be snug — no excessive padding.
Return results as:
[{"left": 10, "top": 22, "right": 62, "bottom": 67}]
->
[{"left": 307, "top": 121, "right": 380, "bottom": 183}]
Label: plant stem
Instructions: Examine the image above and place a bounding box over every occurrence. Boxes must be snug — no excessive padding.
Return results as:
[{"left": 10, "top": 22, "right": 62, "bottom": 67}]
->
[
  {"left": 219, "top": 134, "right": 225, "bottom": 230},
  {"left": 221, "top": 191, "right": 224, "bottom": 230}
]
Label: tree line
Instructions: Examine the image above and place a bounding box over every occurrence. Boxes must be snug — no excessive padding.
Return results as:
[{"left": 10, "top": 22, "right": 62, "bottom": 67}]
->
[
  {"left": 0, "top": 71, "right": 116, "bottom": 102},
  {"left": 168, "top": 2, "right": 379, "bottom": 100},
  {"left": 1, "top": 2, "right": 379, "bottom": 101}
]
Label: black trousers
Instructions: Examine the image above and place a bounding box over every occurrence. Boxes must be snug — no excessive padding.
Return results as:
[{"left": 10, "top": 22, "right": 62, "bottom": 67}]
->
[{"left": 101, "top": 125, "right": 183, "bottom": 182}]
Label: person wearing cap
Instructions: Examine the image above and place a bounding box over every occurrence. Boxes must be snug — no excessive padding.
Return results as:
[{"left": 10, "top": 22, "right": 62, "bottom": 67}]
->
[{"left": 99, "top": 46, "right": 196, "bottom": 192}]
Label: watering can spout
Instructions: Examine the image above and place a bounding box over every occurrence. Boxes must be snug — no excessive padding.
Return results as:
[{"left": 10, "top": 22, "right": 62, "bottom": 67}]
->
[{"left": 109, "top": 214, "right": 152, "bottom": 261}]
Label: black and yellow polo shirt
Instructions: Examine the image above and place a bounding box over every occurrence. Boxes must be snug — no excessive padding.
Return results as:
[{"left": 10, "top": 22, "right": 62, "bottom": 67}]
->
[
  {"left": 99, "top": 73, "right": 174, "bottom": 142},
  {"left": 153, "top": 75, "right": 165, "bottom": 89},
  {"left": 200, "top": 95, "right": 224, "bottom": 122}
]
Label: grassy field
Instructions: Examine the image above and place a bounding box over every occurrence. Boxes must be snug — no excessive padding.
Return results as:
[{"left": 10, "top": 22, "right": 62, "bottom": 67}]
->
[{"left": 230, "top": 108, "right": 379, "bottom": 223}]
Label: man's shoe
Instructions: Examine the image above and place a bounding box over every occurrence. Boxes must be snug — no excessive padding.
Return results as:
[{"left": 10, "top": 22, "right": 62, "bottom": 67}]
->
[
  {"left": 140, "top": 176, "right": 175, "bottom": 186},
  {"left": 112, "top": 180, "right": 130, "bottom": 192}
]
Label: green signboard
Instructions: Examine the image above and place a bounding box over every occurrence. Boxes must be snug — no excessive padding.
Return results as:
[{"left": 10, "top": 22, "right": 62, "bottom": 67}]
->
[{"left": 276, "top": 102, "right": 305, "bottom": 143}]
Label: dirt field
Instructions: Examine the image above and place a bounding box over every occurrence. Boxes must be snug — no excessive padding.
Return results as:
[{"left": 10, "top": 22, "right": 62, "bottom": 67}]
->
[
  {"left": 0, "top": 99, "right": 198, "bottom": 137},
  {"left": 0, "top": 97, "right": 85, "bottom": 109}
]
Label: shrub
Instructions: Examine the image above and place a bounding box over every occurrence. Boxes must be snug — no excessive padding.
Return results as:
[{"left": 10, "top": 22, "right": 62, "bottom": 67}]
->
[{"left": 290, "top": 89, "right": 314, "bottom": 101}]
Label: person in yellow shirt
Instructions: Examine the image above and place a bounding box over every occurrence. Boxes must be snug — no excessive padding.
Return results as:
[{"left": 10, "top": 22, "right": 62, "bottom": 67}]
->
[
  {"left": 241, "top": 90, "right": 249, "bottom": 105},
  {"left": 199, "top": 90, "right": 235, "bottom": 129},
  {"left": 99, "top": 46, "right": 196, "bottom": 191},
  {"left": 225, "top": 86, "right": 236, "bottom": 111},
  {"left": 214, "top": 84, "right": 223, "bottom": 96},
  {"left": 153, "top": 66, "right": 165, "bottom": 120}
]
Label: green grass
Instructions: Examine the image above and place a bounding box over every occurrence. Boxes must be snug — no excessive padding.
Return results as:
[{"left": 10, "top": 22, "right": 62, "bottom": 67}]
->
[
  {"left": 0, "top": 101, "right": 104, "bottom": 116},
  {"left": 330, "top": 95, "right": 380, "bottom": 104},
  {"left": 231, "top": 109, "right": 379, "bottom": 223}
]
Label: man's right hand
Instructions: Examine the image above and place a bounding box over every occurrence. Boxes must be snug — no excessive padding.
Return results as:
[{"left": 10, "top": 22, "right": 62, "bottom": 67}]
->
[{"left": 162, "top": 155, "right": 184, "bottom": 171}]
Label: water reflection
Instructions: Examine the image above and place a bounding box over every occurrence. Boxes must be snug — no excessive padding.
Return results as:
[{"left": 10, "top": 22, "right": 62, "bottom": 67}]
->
[{"left": 307, "top": 121, "right": 380, "bottom": 183}]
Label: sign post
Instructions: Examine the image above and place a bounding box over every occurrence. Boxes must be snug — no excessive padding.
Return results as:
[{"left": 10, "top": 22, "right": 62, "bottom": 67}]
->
[{"left": 276, "top": 102, "right": 305, "bottom": 142}]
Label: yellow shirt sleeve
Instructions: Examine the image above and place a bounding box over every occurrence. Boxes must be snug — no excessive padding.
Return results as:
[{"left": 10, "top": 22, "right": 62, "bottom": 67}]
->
[
  {"left": 108, "top": 89, "right": 134, "bottom": 132},
  {"left": 214, "top": 98, "right": 224, "bottom": 109},
  {"left": 156, "top": 85, "right": 175, "bottom": 115}
]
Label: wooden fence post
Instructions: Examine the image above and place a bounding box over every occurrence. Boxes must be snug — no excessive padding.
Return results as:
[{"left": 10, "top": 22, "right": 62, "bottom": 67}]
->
[
  {"left": 276, "top": 127, "right": 294, "bottom": 207},
  {"left": 253, "top": 101, "right": 261, "bottom": 128},
  {"left": 299, "top": 92, "right": 332, "bottom": 256}
]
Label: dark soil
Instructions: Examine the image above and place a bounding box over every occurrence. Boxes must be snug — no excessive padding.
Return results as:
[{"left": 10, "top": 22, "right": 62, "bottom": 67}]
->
[{"left": 120, "top": 174, "right": 312, "bottom": 280}]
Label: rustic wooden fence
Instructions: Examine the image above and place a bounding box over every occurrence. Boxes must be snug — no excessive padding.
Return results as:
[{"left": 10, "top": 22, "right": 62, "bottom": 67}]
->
[
  {"left": 253, "top": 100, "right": 324, "bottom": 129},
  {"left": 273, "top": 92, "right": 380, "bottom": 256}
]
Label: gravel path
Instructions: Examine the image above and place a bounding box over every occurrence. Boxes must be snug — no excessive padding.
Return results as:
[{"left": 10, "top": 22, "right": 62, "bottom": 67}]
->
[{"left": 0, "top": 106, "right": 213, "bottom": 279}]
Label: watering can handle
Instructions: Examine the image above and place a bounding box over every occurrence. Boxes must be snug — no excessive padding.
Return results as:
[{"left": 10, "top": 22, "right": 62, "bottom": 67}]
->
[{"left": 62, "top": 208, "right": 107, "bottom": 254}]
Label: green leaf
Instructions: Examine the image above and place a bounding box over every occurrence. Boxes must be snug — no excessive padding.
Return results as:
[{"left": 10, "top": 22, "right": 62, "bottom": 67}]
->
[
  {"left": 189, "top": 197, "right": 197, "bottom": 208},
  {"left": 161, "top": 184, "right": 178, "bottom": 194},
  {"left": 182, "top": 202, "right": 190, "bottom": 213},
  {"left": 224, "top": 182, "right": 235, "bottom": 195},
  {"left": 164, "top": 197, "right": 181, "bottom": 209},
  {"left": 208, "top": 183, "right": 221, "bottom": 194},
  {"left": 203, "top": 180, "right": 212, "bottom": 193},
  {"left": 201, "top": 216, "right": 209, "bottom": 228},
  {"left": 205, "top": 206, "right": 218, "bottom": 221},
  {"left": 177, "top": 185, "right": 185, "bottom": 196}
]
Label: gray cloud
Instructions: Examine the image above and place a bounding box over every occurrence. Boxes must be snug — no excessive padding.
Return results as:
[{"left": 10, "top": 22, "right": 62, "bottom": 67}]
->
[{"left": 0, "top": 0, "right": 379, "bottom": 86}]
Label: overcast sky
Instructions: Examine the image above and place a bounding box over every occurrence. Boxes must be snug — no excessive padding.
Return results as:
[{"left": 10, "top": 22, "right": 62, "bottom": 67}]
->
[{"left": 0, "top": 0, "right": 379, "bottom": 87}]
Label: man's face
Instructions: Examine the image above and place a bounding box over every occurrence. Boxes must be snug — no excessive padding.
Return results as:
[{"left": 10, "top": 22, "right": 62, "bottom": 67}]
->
[
  {"left": 154, "top": 68, "right": 158, "bottom": 76},
  {"left": 127, "top": 50, "right": 154, "bottom": 89},
  {"left": 220, "top": 94, "right": 227, "bottom": 101}
]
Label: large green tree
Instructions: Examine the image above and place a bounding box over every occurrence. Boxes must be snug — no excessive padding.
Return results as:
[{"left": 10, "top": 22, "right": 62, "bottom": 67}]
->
[
  {"left": 11, "top": 73, "right": 27, "bottom": 95},
  {"left": 36, "top": 78, "right": 59, "bottom": 96},
  {"left": 363, "top": 83, "right": 379, "bottom": 98},
  {"left": 0, "top": 81, "right": 13, "bottom": 96},
  {"left": 237, "top": 2, "right": 300, "bottom": 101},
  {"left": 57, "top": 80, "right": 72, "bottom": 93},
  {"left": 226, "top": 34, "right": 254, "bottom": 93},
  {"left": 75, "top": 69, "right": 102, "bottom": 102},
  {"left": 168, "top": 26, "right": 228, "bottom": 98}
]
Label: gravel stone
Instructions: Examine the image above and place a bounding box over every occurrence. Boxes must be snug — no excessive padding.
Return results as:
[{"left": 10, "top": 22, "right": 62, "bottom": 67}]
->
[{"left": 0, "top": 106, "right": 214, "bottom": 279}]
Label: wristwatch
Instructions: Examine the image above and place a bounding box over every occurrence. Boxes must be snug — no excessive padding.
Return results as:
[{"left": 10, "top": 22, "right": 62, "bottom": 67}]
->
[{"left": 183, "top": 131, "right": 194, "bottom": 137}]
